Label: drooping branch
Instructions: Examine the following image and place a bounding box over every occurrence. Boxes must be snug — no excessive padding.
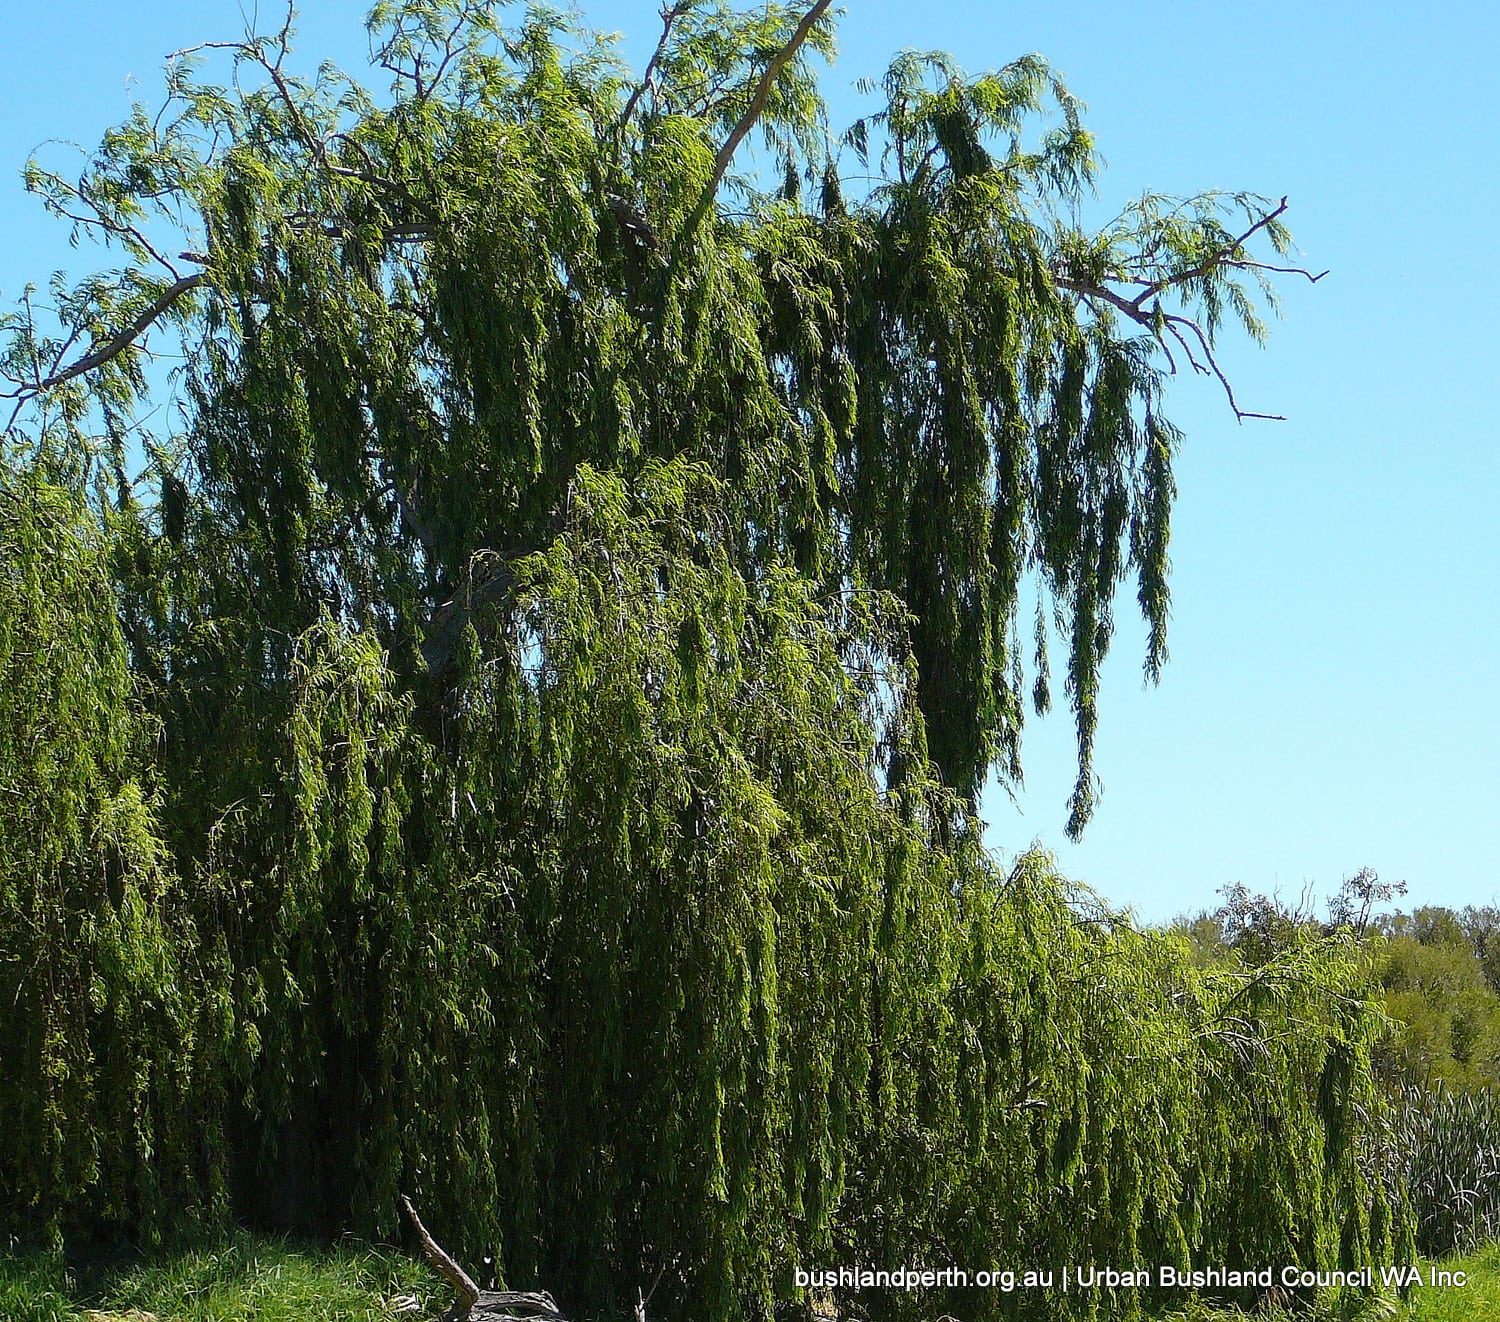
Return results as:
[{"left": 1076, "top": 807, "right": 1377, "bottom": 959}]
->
[
  {"left": 1054, "top": 267, "right": 1288, "bottom": 422},
  {"left": 27, "top": 166, "right": 188, "bottom": 280},
  {"left": 1168, "top": 309, "right": 1284, "bottom": 422},
  {"left": 663, "top": 0, "right": 833, "bottom": 280}
]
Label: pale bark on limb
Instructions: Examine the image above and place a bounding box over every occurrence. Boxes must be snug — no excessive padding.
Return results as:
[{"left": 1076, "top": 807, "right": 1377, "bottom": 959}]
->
[
  {"left": 663, "top": 0, "right": 834, "bottom": 283},
  {"left": 4, "top": 274, "right": 205, "bottom": 401},
  {"left": 1050, "top": 197, "right": 1326, "bottom": 422},
  {"left": 400, "top": 1195, "right": 570, "bottom": 1322}
]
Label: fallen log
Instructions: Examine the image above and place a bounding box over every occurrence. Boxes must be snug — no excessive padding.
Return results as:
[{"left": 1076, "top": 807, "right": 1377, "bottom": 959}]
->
[{"left": 400, "top": 1195, "right": 569, "bottom": 1322}]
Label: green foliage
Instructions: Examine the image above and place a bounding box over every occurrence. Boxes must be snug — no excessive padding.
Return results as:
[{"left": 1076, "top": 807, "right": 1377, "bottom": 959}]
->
[
  {"left": 0, "top": 6, "right": 1400, "bottom": 1322},
  {"left": 0, "top": 1249, "right": 74, "bottom": 1322},
  {"left": 854, "top": 870, "right": 1410, "bottom": 1322},
  {"left": 1172, "top": 883, "right": 1500, "bottom": 1263},
  {"left": 1175, "top": 881, "right": 1500, "bottom": 1093},
  {"left": 1392, "top": 1241, "right": 1500, "bottom": 1322},
  {"left": 0, "top": 475, "right": 224, "bottom": 1243},
  {"left": 0, "top": 0, "right": 1300, "bottom": 829},
  {"left": 1376, "top": 932, "right": 1500, "bottom": 1092}
]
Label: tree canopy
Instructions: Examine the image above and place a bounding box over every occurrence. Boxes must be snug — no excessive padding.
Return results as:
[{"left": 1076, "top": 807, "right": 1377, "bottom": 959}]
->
[
  {"left": 0, "top": 7, "right": 1390, "bottom": 1322},
  {"left": 1, "top": 0, "right": 1312, "bottom": 830}
]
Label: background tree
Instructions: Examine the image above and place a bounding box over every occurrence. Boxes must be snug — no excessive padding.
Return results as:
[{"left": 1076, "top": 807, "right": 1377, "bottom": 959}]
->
[{"left": 1177, "top": 876, "right": 1500, "bottom": 1093}]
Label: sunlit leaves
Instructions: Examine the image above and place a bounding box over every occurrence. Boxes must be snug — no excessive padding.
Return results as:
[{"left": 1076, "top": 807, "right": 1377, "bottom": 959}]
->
[{"left": 0, "top": 9, "right": 1376, "bottom": 1320}]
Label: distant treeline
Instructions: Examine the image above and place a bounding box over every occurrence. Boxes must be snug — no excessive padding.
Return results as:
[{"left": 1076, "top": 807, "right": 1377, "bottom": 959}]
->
[
  {"left": 1173, "top": 879, "right": 1500, "bottom": 1259},
  {"left": 1176, "top": 875, "right": 1500, "bottom": 1094}
]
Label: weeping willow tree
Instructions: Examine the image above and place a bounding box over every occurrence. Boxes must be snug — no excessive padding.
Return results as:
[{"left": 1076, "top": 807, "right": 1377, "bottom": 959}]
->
[{"left": 0, "top": 3, "right": 1404, "bottom": 1320}]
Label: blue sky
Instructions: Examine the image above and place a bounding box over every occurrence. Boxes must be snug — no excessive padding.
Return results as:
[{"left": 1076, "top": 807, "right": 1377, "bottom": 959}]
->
[{"left": 3, "top": 2, "right": 1495, "bottom": 924}]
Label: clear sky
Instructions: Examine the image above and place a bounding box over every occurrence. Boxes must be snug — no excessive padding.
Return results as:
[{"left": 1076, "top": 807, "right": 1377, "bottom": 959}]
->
[{"left": 3, "top": 2, "right": 1496, "bottom": 924}]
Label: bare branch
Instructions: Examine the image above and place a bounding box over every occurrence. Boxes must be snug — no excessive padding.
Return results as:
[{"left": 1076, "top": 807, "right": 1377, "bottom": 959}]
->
[
  {"left": 400, "top": 1193, "right": 480, "bottom": 1317},
  {"left": 169, "top": 35, "right": 325, "bottom": 169},
  {"left": 617, "top": 1, "right": 692, "bottom": 137},
  {"left": 1169, "top": 310, "right": 1286, "bottom": 421},
  {"left": 165, "top": 39, "right": 250, "bottom": 63},
  {"left": 28, "top": 168, "right": 185, "bottom": 279},
  {"left": 1154, "top": 327, "right": 1181, "bottom": 376},
  {"left": 1053, "top": 273, "right": 1286, "bottom": 422},
  {"left": 7, "top": 274, "right": 206, "bottom": 400},
  {"left": 1221, "top": 259, "right": 1329, "bottom": 283},
  {"left": 398, "top": 1195, "right": 570, "bottom": 1322},
  {"left": 704, "top": 0, "right": 832, "bottom": 196},
  {"left": 175, "top": 18, "right": 397, "bottom": 198},
  {"left": 1161, "top": 317, "right": 1203, "bottom": 375},
  {"left": 1049, "top": 198, "right": 1321, "bottom": 421},
  {"left": 1051, "top": 274, "right": 1145, "bottom": 324},
  {"left": 172, "top": 34, "right": 436, "bottom": 233},
  {"left": 1128, "top": 196, "right": 1290, "bottom": 310}
]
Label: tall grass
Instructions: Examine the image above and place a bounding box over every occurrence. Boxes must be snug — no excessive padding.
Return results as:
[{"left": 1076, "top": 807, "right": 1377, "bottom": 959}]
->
[
  {"left": 0, "top": 1250, "right": 74, "bottom": 1322},
  {"left": 1394, "top": 1241, "right": 1500, "bottom": 1321},
  {"left": 0, "top": 1235, "right": 436, "bottom": 1322},
  {"left": 1388, "top": 1079, "right": 1500, "bottom": 1256}
]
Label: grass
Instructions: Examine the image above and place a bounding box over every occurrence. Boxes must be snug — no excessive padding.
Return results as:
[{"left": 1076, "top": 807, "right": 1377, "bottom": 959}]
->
[
  {"left": 1394, "top": 1240, "right": 1500, "bottom": 1320},
  {"left": 1146, "top": 1242, "right": 1500, "bottom": 1322},
  {"left": 0, "top": 1233, "right": 440, "bottom": 1322},
  {"left": 5, "top": 1236, "right": 1500, "bottom": 1321}
]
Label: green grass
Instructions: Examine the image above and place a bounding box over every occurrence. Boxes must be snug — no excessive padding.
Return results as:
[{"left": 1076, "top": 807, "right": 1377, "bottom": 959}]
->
[
  {"left": 1394, "top": 1241, "right": 1500, "bottom": 1320},
  {"left": 1145, "top": 1243, "right": 1500, "bottom": 1322},
  {"left": 5, "top": 1236, "right": 1500, "bottom": 1322},
  {"left": 1149, "top": 1293, "right": 1400, "bottom": 1322},
  {"left": 0, "top": 1234, "right": 440, "bottom": 1322}
]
